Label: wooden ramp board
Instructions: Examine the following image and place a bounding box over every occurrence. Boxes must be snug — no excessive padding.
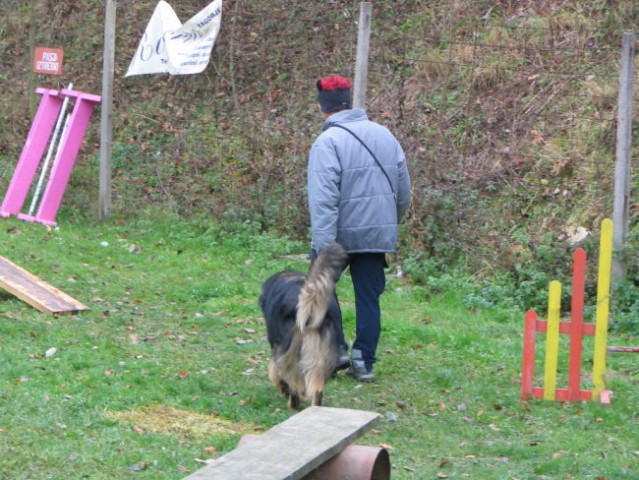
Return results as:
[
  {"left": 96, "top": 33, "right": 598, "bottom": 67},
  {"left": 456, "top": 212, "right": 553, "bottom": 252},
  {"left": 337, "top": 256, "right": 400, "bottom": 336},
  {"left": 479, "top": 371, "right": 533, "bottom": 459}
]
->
[
  {"left": 0, "top": 255, "right": 88, "bottom": 314},
  {"left": 185, "top": 406, "right": 381, "bottom": 480}
]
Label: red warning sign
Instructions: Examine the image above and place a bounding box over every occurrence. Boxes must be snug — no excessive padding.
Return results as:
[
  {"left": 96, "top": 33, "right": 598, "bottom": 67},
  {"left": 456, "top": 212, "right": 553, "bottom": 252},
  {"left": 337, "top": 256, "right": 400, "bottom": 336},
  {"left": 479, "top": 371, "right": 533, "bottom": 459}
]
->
[{"left": 33, "top": 47, "right": 64, "bottom": 75}]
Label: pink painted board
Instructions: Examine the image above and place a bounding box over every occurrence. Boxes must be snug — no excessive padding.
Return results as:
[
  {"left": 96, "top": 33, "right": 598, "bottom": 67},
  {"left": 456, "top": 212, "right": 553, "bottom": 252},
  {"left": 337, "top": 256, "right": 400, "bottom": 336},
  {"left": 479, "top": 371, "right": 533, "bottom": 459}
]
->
[
  {"left": 35, "top": 92, "right": 100, "bottom": 224},
  {"left": 1, "top": 89, "right": 62, "bottom": 217}
]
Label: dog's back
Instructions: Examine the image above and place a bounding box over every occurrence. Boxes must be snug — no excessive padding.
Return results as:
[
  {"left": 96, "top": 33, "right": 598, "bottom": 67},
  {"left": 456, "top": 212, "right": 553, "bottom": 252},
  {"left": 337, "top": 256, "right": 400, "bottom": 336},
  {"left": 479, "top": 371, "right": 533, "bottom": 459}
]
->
[
  {"left": 260, "top": 270, "right": 306, "bottom": 354},
  {"left": 260, "top": 243, "right": 347, "bottom": 408}
]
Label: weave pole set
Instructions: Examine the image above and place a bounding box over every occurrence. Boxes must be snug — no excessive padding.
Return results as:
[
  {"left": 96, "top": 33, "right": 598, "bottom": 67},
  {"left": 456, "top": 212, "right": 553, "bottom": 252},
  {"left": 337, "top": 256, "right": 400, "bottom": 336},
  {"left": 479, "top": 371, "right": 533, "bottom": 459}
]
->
[{"left": 521, "top": 219, "right": 613, "bottom": 404}]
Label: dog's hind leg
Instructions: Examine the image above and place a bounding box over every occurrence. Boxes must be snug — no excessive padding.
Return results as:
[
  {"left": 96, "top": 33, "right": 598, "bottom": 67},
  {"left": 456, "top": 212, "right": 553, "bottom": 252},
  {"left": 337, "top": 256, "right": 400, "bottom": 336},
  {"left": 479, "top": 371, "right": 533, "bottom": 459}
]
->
[
  {"left": 311, "top": 390, "right": 323, "bottom": 407},
  {"left": 275, "top": 376, "right": 302, "bottom": 409},
  {"left": 275, "top": 377, "right": 301, "bottom": 409},
  {"left": 269, "top": 360, "right": 291, "bottom": 400},
  {"left": 279, "top": 382, "right": 301, "bottom": 409},
  {"left": 278, "top": 379, "right": 291, "bottom": 397},
  {"left": 287, "top": 393, "right": 301, "bottom": 409},
  {"left": 306, "top": 371, "right": 325, "bottom": 407},
  {"left": 271, "top": 361, "right": 301, "bottom": 408}
]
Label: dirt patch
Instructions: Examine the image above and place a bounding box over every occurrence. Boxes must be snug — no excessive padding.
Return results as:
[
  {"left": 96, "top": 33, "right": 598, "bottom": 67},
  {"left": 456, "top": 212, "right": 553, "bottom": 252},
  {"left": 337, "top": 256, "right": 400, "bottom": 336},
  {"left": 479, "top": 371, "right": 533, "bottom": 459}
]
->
[{"left": 105, "top": 404, "right": 258, "bottom": 440}]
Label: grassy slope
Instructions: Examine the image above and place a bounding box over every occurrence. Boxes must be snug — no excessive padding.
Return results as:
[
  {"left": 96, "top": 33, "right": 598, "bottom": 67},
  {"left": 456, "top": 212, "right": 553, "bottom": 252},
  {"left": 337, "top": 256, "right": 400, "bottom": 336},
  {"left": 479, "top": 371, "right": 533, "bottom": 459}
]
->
[
  {"left": 2, "top": 1, "right": 639, "bottom": 274},
  {"left": 0, "top": 217, "right": 637, "bottom": 479}
]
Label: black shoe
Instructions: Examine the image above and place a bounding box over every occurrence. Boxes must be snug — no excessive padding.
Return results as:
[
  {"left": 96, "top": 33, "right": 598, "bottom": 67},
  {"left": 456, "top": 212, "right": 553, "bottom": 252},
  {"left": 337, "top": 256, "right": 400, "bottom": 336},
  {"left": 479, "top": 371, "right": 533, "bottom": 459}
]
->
[
  {"left": 346, "top": 361, "right": 375, "bottom": 382},
  {"left": 347, "top": 349, "right": 375, "bottom": 382},
  {"left": 346, "top": 364, "right": 375, "bottom": 382},
  {"left": 336, "top": 347, "right": 350, "bottom": 371}
]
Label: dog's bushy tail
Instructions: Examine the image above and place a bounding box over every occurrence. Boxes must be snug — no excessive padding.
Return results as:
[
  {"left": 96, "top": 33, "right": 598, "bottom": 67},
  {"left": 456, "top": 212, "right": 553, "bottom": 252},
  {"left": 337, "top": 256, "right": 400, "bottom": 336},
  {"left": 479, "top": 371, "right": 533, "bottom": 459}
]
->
[{"left": 296, "top": 243, "right": 347, "bottom": 332}]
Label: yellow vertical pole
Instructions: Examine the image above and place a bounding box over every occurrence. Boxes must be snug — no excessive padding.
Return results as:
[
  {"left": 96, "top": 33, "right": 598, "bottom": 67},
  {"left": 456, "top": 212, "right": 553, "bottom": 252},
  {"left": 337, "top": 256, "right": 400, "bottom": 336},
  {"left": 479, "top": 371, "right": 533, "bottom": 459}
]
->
[
  {"left": 593, "top": 219, "right": 613, "bottom": 399},
  {"left": 544, "top": 280, "right": 562, "bottom": 400}
]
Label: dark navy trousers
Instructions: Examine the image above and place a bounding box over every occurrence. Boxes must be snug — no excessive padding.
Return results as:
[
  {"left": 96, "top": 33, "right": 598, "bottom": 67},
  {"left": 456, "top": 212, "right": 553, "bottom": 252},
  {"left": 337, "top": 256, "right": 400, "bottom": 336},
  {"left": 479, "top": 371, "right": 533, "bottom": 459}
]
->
[{"left": 336, "top": 253, "right": 387, "bottom": 371}]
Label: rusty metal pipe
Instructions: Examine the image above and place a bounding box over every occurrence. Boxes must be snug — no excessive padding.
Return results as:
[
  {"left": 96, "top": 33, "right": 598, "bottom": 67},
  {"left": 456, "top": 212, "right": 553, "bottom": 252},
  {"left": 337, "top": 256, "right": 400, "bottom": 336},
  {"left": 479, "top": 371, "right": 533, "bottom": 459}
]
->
[
  {"left": 302, "top": 444, "right": 390, "bottom": 480},
  {"left": 239, "top": 435, "right": 390, "bottom": 480}
]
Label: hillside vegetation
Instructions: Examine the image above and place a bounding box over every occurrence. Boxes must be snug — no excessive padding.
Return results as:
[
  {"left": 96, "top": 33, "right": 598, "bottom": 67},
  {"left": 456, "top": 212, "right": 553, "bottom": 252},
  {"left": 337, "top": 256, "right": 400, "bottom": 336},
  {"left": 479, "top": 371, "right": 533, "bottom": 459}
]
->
[{"left": 2, "top": 1, "right": 639, "bottom": 311}]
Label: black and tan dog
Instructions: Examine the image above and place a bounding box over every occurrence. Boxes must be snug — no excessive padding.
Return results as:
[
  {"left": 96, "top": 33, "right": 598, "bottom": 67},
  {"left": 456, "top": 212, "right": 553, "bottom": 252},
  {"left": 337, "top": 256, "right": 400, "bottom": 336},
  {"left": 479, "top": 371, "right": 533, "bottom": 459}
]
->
[{"left": 259, "top": 243, "right": 347, "bottom": 409}]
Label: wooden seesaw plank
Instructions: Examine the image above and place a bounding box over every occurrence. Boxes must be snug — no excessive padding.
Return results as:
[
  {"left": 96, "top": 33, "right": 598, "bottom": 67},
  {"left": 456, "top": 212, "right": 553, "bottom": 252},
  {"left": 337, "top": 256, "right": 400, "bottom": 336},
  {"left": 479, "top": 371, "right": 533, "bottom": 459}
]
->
[
  {"left": 185, "top": 406, "right": 381, "bottom": 480},
  {"left": 0, "top": 255, "right": 88, "bottom": 314}
]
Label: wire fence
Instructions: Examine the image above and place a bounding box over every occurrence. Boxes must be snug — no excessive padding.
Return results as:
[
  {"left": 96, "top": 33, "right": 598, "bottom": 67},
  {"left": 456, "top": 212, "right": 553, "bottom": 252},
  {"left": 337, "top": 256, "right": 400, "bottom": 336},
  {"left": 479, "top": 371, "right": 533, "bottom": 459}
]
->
[{"left": 1, "top": 1, "right": 636, "bottom": 268}]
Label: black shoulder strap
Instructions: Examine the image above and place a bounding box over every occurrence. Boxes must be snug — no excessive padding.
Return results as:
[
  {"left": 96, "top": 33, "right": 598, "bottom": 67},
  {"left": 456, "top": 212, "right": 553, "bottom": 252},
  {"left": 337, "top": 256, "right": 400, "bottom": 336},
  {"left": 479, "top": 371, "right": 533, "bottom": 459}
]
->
[{"left": 330, "top": 123, "right": 396, "bottom": 200}]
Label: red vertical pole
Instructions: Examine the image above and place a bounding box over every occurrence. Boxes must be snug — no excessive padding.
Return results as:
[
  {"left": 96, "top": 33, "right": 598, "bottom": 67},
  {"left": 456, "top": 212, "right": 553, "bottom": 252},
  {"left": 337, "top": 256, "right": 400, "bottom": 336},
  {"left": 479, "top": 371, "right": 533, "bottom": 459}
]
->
[
  {"left": 568, "top": 248, "right": 586, "bottom": 401},
  {"left": 521, "top": 310, "right": 538, "bottom": 399}
]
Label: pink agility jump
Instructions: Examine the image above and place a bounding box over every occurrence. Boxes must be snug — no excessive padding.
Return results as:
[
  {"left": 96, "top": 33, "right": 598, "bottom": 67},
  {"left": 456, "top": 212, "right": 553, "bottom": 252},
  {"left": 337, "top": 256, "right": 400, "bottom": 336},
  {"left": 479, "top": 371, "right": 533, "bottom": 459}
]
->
[{"left": 1, "top": 87, "right": 101, "bottom": 226}]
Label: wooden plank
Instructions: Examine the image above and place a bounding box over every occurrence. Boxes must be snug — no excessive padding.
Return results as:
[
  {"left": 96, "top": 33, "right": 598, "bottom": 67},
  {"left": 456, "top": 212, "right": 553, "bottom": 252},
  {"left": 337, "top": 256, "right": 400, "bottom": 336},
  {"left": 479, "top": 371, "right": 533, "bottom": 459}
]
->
[
  {"left": 532, "top": 387, "right": 593, "bottom": 402},
  {"left": 185, "top": 406, "right": 381, "bottom": 480},
  {"left": 543, "top": 280, "right": 561, "bottom": 400},
  {"left": 520, "top": 310, "right": 537, "bottom": 400},
  {"left": 0, "top": 255, "right": 88, "bottom": 314},
  {"left": 534, "top": 319, "right": 596, "bottom": 336},
  {"left": 593, "top": 218, "right": 613, "bottom": 399},
  {"left": 607, "top": 346, "right": 639, "bottom": 352},
  {"left": 568, "top": 248, "right": 586, "bottom": 402}
]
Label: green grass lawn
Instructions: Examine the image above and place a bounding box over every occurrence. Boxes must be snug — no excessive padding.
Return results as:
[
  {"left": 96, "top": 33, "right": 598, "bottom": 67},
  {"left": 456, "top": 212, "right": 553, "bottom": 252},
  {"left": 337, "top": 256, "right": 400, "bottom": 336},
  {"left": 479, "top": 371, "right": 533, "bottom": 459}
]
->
[{"left": 0, "top": 217, "right": 637, "bottom": 479}]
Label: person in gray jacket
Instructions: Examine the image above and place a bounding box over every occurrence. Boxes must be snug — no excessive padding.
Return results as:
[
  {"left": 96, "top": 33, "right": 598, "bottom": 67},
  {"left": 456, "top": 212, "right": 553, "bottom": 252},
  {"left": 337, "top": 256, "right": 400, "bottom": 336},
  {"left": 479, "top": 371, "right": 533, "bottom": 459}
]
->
[{"left": 308, "top": 74, "right": 411, "bottom": 382}]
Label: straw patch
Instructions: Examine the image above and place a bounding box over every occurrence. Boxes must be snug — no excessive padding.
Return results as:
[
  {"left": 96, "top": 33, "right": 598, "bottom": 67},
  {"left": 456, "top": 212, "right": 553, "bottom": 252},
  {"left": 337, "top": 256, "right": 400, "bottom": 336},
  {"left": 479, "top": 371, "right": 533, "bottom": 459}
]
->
[{"left": 105, "top": 405, "right": 257, "bottom": 440}]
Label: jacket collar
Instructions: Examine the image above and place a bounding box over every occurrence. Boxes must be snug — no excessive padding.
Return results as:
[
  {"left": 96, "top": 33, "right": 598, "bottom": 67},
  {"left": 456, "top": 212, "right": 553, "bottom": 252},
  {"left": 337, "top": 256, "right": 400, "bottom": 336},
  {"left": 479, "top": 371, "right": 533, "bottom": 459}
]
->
[{"left": 322, "top": 108, "right": 368, "bottom": 131}]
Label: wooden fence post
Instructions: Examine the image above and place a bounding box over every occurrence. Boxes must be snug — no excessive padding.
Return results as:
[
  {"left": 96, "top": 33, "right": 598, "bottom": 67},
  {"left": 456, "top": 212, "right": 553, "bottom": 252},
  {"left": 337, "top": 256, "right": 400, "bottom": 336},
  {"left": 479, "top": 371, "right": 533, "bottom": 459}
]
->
[
  {"left": 99, "top": 0, "right": 116, "bottom": 221},
  {"left": 353, "top": 2, "right": 372, "bottom": 110},
  {"left": 612, "top": 32, "right": 635, "bottom": 281}
]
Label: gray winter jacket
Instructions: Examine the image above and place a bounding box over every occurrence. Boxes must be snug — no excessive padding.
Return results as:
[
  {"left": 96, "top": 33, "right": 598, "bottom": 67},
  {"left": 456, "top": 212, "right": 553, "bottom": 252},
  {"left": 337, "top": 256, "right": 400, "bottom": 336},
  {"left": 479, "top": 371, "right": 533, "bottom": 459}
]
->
[{"left": 308, "top": 108, "right": 411, "bottom": 253}]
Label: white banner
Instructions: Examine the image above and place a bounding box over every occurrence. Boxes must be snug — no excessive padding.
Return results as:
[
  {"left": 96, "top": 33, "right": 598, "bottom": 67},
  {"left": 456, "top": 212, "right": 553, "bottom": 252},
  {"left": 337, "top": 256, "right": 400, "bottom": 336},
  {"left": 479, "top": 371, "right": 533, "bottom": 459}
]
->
[{"left": 126, "top": 0, "right": 222, "bottom": 77}]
